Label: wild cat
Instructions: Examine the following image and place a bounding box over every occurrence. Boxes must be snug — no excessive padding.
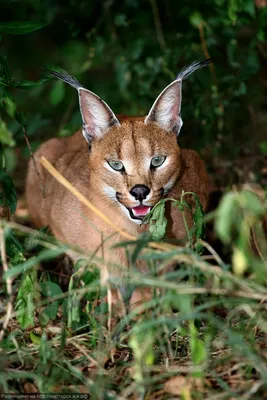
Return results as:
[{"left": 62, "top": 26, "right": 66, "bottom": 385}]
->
[{"left": 26, "top": 59, "right": 211, "bottom": 305}]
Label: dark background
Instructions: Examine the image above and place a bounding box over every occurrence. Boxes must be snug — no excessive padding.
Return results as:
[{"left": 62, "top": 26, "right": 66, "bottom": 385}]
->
[{"left": 1, "top": 0, "right": 267, "bottom": 193}]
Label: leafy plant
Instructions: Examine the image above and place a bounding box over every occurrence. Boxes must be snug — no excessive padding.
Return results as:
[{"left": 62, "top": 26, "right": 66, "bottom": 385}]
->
[
  {"left": 15, "top": 269, "right": 40, "bottom": 329},
  {"left": 143, "top": 192, "right": 205, "bottom": 248}
]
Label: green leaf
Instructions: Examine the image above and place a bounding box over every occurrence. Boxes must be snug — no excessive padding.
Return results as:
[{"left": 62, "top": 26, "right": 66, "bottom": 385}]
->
[
  {"left": 7, "top": 241, "right": 26, "bottom": 266},
  {"left": 0, "top": 21, "right": 47, "bottom": 35},
  {"left": 191, "top": 336, "right": 207, "bottom": 365},
  {"left": 148, "top": 201, "right": 168, "bottom": 241},
  {"left": 30, "top": 331, "right": 42, "bottom": 345},
  {"left": 15, "top": 78, "right": 49, "bottom": 89},
  {"left": 215, "top": 192, "right": 239, "bottom": 244},
  {"left": 240, "top": 190, "right": 263, "bottom": 216},
  {"left": 0, "top": 56, "right": 12, "bottom": 84},
  {"left": 215, "top": 190, "right": 264, "bottom": 244},
  {"left": 189, "top": 322, "right": 207, "bottom": 376},
  {"left": 0, "top": 169, "right": 17, "bottom": 213},
  {"left": 0, "top": 120, "right": 15, "bottom": 146},
  {"left": 40, "top": 281, "right": 62, "bottom": 298},
  {"left": 228, "top": 0, "right": 240, "bottom": 22},
  {"left": 129, "top": 324, "right": 155, "bottom": 384},
  {"left": 15, "top": 270, "right": 40, "bottom": 329},
  {"left": 114, "top": 14, "right": 128, "bottom": 27},
  {"left": 68, "top": 291, "right": 82, "bottom": 327},
  {"left": 39, "top": 311, "right": 50, "bottom": 327},
  {"left": 42, "top": 302, "right": 59, "bottom": 320},
  {"left": 259, "top": 141, "right": 267, "bottom": 155},
  {"left": 244, "top": 0, "right": 255, "bottom": 17},
  {"left": 4, "top": 97, "right": 16, "bottom": 118},
  {"left": 192, "top": 196, "right": 205, "bottom": 240},
  {"left": 15, "top": 111, "right": 26, "bottom": 126},
  {"left": 189, "top": 12, "right": 203, "bottom": 28},
  {"left": 40, "top": 281, "right": 63, "bottom": 321}
]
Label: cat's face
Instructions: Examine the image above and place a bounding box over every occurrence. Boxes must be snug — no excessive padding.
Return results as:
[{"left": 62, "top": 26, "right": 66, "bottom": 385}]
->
[
  {"left": 47, "top": 60, "right": 211, "bottom": 223},
  {"left": 89, "top": 118, "right": 181, "bottom": 223},
  {"left": 77, "top": 76, "right": 184, "bottom": 224}
]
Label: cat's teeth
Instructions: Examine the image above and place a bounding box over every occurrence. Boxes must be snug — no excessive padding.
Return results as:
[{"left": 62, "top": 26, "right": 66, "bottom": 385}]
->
[{"left": 132, "top": 206, "right": 151, "bottom": 217}]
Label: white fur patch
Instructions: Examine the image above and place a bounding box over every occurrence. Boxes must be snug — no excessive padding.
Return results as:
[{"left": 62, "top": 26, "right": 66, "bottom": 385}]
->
[
  {"left": 163, "top": 176, "right": 176, "bottom": 194},
  {"left": 145, "top": 191, "right": 152, "bottom": 201},
  {"left": 103, "top": 185, "right": 117, "bottom": 201}
]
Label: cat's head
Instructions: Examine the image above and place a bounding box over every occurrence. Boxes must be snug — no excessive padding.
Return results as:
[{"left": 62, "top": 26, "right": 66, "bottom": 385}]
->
[{"left": 46, "top": 60, "right": 211, "bottom": 223}]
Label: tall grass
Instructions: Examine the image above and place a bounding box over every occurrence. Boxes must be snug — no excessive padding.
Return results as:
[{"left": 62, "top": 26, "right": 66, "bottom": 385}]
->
[{"left": 0, "top": 165, "right": 267, "bottom": 399}]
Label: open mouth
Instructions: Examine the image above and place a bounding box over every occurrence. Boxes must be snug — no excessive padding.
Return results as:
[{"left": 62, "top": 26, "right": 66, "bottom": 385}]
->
[{"left": 127, "top": 205, "right": 151, "bottom": 220}]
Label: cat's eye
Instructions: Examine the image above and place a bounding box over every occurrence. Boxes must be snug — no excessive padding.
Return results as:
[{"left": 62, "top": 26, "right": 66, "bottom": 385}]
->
[
  {"left": 151, "top": 156, "right": 166, "bottom": 168},
  {"left": 108, "top": 160, "right": 124, "bottom": 171}
]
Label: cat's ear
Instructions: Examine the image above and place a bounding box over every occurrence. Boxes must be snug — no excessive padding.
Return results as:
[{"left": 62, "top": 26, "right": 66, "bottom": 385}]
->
[
  {"left": 78, "top": 88, "right": 120, "bottom": 143},
  {"left": 44, "top": 69, "right": 120, "bottom": 143},
  {"left": 145, "top": 59, "right": 212, "bottom": 135},
  {"left": 145, "top": 80, "right": 183, "bottom": 135}
]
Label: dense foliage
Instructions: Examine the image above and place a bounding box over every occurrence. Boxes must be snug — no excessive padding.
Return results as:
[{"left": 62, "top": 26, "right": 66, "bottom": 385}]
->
[{"left": 1, "top": 0, "right": 267, "bottom": 161}]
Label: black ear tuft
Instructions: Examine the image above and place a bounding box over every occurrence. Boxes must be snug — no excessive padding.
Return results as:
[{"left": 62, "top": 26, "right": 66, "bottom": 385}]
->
[
  {"left": 145, "top": 58, "right": 212, "bottom": 135},
  {"left": 43, "top": 68, "right": 120, "bottom": 143},
  {"left": 176, "top": 58, "right": 212, "bottom": 81},
  {"left": 44, "top": 68, "right": 83, "bottom": 90}
]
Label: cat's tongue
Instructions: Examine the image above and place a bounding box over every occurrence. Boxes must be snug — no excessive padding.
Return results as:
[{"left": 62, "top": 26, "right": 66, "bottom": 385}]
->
[{"left": 132, "top": 205, "right": 151, "bottom": 217}]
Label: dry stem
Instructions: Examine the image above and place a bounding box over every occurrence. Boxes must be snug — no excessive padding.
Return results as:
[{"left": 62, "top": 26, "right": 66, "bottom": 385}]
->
[{"left": 0, "top": 224, "right": 13, "bottom": 341}]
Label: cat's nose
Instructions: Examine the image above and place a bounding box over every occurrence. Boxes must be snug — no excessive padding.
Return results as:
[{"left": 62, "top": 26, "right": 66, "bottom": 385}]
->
[{"left": 130, "top": 184, "right": 150, "bottom": 201}]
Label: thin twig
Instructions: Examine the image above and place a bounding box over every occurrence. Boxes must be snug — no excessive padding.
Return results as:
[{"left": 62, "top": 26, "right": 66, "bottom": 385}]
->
[
  {"left": 0, "top": 224, "right": 13, "bottom": 341},
  {"left": 239, "top": 380, "right": 264, "bottom": 400},
  {"left": 251, "top": 227, "right": 266, "bottom": 264},
  {"left": 257, "top": 43, "right": 267, "bottom": 60},
  {"left": 199, "top": 239, "right": 224, "bottom": 265},
  {"left": 70, "top": 339, "right": 107, "bottom": 372},
  {"left": 58, "top": 98, "right": 75, "bottom": 132},
  {"left": 150, "top": 0, "right": 166, "bottom": 50},
  {"left": 198, "top": 23, "right": 217, "bottom": 87},
  {"left": 107, "top": 288, "right": 113, "bottom": 345}
]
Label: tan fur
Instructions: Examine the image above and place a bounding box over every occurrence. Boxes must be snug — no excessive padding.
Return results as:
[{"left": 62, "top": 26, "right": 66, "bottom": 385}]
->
[{"left": 26, "top": 115, "right": 210, "bottom": 285}]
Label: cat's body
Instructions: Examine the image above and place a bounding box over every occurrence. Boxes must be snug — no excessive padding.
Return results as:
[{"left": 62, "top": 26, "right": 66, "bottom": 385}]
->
[{"left": 26, "top": 60, "right": 211, "bottom": 288}]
